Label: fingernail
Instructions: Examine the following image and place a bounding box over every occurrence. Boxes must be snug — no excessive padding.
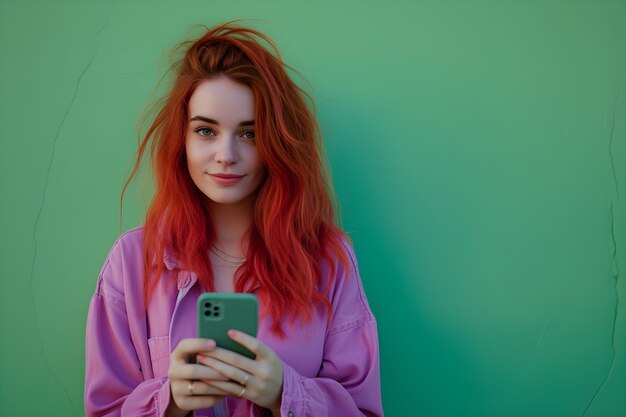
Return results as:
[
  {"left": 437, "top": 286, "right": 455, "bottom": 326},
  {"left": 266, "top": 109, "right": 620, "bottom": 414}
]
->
[
  {"left": 228, "top": 329, "right": 237, "bottom": 337},
  {"left": 207, "top": 339, "right": 215, "bottom": 348},
  {"left": 197, "top": 354, "right": 205, "bottom": 361}
]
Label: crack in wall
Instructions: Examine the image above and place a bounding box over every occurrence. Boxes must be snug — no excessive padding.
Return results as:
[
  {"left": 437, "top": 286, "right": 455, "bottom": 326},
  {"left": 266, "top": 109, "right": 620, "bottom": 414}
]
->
[
  {"left": 582, "top": 85, "right": 622, "bottom": 416},
  {"left": 531, "top": 292, "right": 576, "bottom": 352},
  {"left": 27, "top": 13, "right": 111, "bottom": 416},
  {"left": 608, "top": 86, "right": 621, "bottom": 203}
]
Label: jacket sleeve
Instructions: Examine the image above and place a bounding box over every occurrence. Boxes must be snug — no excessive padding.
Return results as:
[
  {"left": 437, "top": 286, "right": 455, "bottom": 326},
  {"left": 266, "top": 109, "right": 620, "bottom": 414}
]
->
[
  {"left": 278, "top": 319, "right": 382, "bottom": 417},
  {"left": 84, "top": 260, "right": 173, "bottom": 416},
  {"left": 275, "top": 242, "right": 384, "bottom": 417}
]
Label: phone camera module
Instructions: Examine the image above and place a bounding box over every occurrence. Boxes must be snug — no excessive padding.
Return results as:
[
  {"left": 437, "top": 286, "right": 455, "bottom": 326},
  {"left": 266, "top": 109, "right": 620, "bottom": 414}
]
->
[{"left": 201, "top": 300, "right": 225, "bottom": 320}]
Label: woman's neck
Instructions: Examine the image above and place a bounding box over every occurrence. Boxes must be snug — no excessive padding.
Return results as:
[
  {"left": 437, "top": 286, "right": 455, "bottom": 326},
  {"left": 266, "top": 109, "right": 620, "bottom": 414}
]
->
[{"left": 206, "top": 198, "right": 253, "bottom": 258}]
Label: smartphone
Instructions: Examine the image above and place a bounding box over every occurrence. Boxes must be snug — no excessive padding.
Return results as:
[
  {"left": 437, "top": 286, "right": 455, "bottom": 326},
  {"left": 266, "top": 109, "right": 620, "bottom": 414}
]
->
[{"left": 197, "top": 292, "right": 259, "bottom": 359}]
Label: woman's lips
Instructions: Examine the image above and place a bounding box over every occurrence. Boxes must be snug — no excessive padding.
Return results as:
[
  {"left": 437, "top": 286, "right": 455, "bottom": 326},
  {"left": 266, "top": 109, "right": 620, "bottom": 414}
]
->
[{"left": 209, "top": 174, "right": 245, "bottom": 185}]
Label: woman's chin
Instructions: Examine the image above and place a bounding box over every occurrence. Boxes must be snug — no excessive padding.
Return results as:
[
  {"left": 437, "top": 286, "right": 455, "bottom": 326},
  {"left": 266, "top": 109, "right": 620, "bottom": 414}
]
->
[{"left": 205, "top": 193, "right": 255, "bottom": 207}]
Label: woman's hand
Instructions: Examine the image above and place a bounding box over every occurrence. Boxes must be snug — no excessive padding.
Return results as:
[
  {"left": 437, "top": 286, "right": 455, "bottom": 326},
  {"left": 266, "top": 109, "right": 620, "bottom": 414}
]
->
[
  {"left": 165, "top": 338, "right": 231, "bottom": 417},
  {"left": 196, "top": 329, "right": 284, "bottom": 414}
]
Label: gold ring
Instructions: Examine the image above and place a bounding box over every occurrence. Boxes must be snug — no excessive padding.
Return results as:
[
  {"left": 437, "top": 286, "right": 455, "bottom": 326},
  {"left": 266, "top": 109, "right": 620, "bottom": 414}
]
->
[
  {"left": 242, "top": 373, "right": 249, "bottom": 386},
  {"left": 237, "top": 387, "right": 246, "bottom": 398}
]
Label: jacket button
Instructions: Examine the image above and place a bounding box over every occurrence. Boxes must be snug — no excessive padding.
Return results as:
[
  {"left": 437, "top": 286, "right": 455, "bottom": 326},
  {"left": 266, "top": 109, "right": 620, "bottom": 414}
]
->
[{"left": 288, "top": 412, "right": 294, "bottom": 417}]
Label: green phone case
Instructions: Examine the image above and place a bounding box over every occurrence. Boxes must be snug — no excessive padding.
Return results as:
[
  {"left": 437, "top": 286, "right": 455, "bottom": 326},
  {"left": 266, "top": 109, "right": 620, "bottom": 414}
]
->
[{"left": 197, "top": 292, "right": 259, "bottom": 359}]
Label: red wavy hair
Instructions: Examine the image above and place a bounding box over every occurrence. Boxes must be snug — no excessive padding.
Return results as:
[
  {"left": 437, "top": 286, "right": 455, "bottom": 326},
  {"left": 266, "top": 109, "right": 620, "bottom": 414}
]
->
[{"left": 120, "top": 19, "right": 350, "bottom": 337}]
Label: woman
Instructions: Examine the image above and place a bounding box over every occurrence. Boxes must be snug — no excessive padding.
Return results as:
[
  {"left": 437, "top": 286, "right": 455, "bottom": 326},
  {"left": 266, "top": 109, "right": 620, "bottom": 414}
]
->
[{"left": 84, "top": 20, "right": 383, "bottom": 417}]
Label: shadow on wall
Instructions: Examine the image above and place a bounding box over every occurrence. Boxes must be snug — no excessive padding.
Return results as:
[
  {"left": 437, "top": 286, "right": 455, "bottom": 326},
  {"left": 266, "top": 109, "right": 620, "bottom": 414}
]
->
[{"left": 321, "top": 96, "right": 485, "bottom": 416}]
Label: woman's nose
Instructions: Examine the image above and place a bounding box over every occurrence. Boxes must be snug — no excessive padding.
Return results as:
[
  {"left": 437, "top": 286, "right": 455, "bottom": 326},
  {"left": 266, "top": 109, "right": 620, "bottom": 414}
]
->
[{"left": 215, "top": 136, "right": 238, "bottom": 165}]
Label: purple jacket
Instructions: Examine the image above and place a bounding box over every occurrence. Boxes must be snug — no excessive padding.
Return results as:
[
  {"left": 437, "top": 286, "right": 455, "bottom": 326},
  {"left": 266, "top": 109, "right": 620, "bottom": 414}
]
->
[{"left": 84, "top": 226, "right": 383, "bottom": 417}]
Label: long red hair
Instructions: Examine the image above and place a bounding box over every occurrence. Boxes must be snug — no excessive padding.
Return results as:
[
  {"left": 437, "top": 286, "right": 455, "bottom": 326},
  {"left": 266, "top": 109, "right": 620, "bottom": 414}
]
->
[{"left": 120, "top": 19, "right": 350, "bottom": 336}]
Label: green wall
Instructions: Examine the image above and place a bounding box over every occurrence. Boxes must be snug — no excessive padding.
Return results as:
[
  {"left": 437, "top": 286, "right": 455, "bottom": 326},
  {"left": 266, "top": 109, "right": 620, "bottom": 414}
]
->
[{"left": 1, "top": 1, "right": 625, "bottom": 416}]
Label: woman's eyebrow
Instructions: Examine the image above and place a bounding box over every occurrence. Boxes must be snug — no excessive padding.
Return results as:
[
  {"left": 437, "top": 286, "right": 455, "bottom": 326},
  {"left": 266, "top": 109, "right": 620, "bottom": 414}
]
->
[{"left": 190, "top": 115, "right": 255, "bottom": 126}]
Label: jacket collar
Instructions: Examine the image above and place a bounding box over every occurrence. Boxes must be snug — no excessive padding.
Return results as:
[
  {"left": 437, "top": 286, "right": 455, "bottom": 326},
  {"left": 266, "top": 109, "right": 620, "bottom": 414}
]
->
[
  {"left": 162, "top": 246, "right": 197, "bottom": 290},
  {"left": 163, "top": 246, "right": 178, "bottom": 271}
]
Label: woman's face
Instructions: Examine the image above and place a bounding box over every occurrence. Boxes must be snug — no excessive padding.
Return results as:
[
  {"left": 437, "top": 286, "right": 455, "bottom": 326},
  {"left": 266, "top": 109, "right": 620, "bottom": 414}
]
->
[{"left": 185, "top": 77, "right": 266, "bottom": 210}]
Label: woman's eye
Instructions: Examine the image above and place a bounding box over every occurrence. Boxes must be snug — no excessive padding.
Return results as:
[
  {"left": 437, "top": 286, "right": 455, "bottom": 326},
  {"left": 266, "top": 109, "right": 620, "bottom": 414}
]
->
[
  {"left": 195, "top": 127, "right": 216, "bottom": 137},
  {"left": 242, "top": 130, "right": 256, "bottom": 140}
]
